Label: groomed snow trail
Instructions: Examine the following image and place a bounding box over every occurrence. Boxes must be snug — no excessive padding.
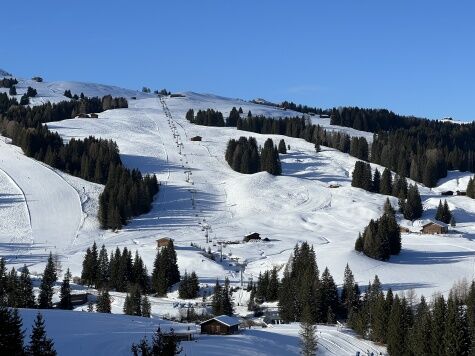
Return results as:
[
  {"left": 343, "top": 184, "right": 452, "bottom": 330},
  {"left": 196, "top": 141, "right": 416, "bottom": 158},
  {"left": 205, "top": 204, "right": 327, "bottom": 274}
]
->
[{"left": 0, "top": 139, "right": 82, "bottom": 257}]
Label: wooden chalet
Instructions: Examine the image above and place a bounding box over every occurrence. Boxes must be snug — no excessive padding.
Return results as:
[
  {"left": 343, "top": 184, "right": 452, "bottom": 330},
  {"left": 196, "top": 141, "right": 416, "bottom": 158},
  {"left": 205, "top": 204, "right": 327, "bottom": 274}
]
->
[
  {"left": 190, "top": 136, "right": 202, "bottom": 142},
  {"left": 156, "top": 237, "right": 173, "bottom": 248},
  {"left": 200, "top": 315, "right": 240, "bottom": 335},
  {"left": 421, "top": 221, "right": 448, "bottom": 235},
  {"left": 456, "top": 190, "right": 467, "bottom": 196},
  {"left": 243, "top": 232, "right": 261, "bottom": 243},
  {"left": 400, "top": 226, "right": 410, "bottom": 233}
]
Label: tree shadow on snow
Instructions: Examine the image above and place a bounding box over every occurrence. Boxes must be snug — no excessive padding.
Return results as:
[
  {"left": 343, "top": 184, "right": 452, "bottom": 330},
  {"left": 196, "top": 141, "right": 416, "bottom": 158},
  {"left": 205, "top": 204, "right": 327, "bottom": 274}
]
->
[{"left": 389, "top": 249, "right": 475, "bottom": 265}]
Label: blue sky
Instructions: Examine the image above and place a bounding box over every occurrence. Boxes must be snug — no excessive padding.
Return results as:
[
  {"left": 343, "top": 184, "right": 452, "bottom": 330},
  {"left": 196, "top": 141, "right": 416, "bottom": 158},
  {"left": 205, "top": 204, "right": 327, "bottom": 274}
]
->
[{"left": 2, "top": 1, "right": 474, "bottom": 120}]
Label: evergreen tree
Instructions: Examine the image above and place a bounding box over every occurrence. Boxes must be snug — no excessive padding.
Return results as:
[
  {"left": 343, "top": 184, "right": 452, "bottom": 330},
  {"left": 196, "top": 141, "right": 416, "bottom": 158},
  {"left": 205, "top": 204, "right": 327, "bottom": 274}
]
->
[
  {"left": 372, "top": 168, "right": 381, "bottom": 193},
  {"left": 403, "top": 184, "right": 423, "bottom": 220},
  {"left": 38, "top": 252, "right": 57, "bottom": 309},
  {"left": 58, "top": 269, "right": 72, "bottom": 310},
  {"left": 141, "top": 296, "right": 151, "bottom": 318},
  {"left": 131, "top": 326, "right": 182, "bottom": 356},
  {"left": 9, "top": 86, "right": 17, "bottom": 96},
  {"left": 380, "top": 168, "right": 393, "bottom": 195},
  {"left": 387, "top": 295, "right": 408, "bottom": 356},
  {"left": 467, "top": 177, "right": 475, "bottom": 199},
  {"left": 0, "top": 307, "right": 25, "bottom": 355},
  {"left": 431, "top": 295, "right": 447, "bottom": 355},
  {"left": 96, "top": 289, "right": 112, "bottom": 313},
  {"left": 409, "top": 296, "right": 432, "bottom": 355},
  {"left": 151, "top": 241, "right": 180, "bottom": 296},
  {"left": 226, "top": 107, "right": 240, "bottom": 127},
  {"left": 27, "top": 313, "right": 56, "bottom": 356},
  {"left": 97, "top": 244, "right": 110, "bottom": 289},
  {"left": 18, "top": 265, "right": 35, "bottom": 308},
  {"left": 278, "top": 139, "right": 287, "bottom": 154},
  {"left": 299, "top": 305, "right": 318, "bottom": 356},
  {"left": 221, "top": 278, "right": 234, "bottom": 317},
  {"left": 211, "top": 280, "right": 223, "bottom": 316},
  {"left": 444, "top": 296, "right": 470, "bottom": 356}
]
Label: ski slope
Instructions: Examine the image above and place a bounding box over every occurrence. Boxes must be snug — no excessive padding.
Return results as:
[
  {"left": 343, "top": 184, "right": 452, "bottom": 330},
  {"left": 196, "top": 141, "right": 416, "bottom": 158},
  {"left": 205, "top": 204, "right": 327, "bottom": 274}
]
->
[
  {"left": 0, "top": 137, "right": 82, "bottom": 262},
  {"left": 1, "top": 72, "right": 475, "bottom": 300},
  {"left": 18, "top": 309, "right": 384, "bottom": 356}
]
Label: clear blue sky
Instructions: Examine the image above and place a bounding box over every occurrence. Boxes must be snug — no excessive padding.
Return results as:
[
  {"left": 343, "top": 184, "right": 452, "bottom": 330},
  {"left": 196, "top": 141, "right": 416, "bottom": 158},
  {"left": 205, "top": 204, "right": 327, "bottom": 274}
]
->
[{"left": 2, "top": 1, "right": 474, "bottom": 120}]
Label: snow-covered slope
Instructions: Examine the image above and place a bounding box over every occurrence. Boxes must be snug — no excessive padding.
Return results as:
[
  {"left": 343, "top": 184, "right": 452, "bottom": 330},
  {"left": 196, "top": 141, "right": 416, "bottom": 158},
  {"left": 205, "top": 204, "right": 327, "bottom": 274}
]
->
[
  {"left": 0, "top": 137, "right": 82, "bottom": 262},
  {"left": 2, "top": 73, "right": 475, "bottom": 301},
  {"left": 19, "top": 309, "right": 385, "bottom": 356}
]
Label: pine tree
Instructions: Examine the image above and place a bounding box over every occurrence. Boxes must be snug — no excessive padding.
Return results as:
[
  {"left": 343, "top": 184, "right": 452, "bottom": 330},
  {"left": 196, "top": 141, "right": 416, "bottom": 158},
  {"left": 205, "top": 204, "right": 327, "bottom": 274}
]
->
[
  {"left": 409, "top": 296, "right": 432, "bottom": 355},
  {"left": 9, "top": 86, "right": 16, "bottom": 96},
  {"left": 27, "top": 313, "right": 56, "bottom": 356},
  {"left": 341, "top": 264, "right": 358, "bottom": 318},
  {"left": 467, "top": 177, "right": 475, "bottom": 199},
  {"left": 212, "top": 280, "right": 223, "bottom": 316},
  {"left": 372, "top": 168, "right": 381, "bottom": 193},
  {"left": 431, "top": 295, "right": 446, "bottom": 355},
  {"left": 18, "top": 265, "right": 35, "bottom": 308},
  {"left": 444, "top": 296, "right": 470, "bottom": 356},
  {"left": 221, "top": 278, "right": 234, "bottom": 316},
  {"left": 299, "top": 304, "right": 318, "bottom": 356},
  {"left": 39, "top": 252, "right": 57, "bottom": 309},
  {"left": 0, "top": 307, "right": 25, "bottom": 355},
  {"left": 141, "top": 296, "right": 151, "bottom": 318},
  {"left": 58, "top": 269, "right": 72, "bottom": 310},
  {"left": 96, "top": 290, "right": 112, "bottom": 313},
  {"left": 97, "top": 244, "right": 110, "bottom": 289},
  {"left": 387, "top": 295, "right": 408, "bottom": 356},
  {"left": 278, "top": 139, "right": 287, "bottom": 154},
  {"left": 403, "top": 184, "right": 423, "bottom": 220},
  {"left": 380, "top": 168, "right": 393, "bottom": 195}
]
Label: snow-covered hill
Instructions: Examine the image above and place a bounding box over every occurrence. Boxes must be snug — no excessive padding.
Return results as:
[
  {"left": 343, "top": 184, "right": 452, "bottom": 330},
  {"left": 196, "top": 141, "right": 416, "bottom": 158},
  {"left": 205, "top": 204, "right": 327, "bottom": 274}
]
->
[
  {"left": 1, "top": 72, "right": 475, "bottom": 307},
  {"left": 19, "top": 309, "right": 385, "bottom": 356}
]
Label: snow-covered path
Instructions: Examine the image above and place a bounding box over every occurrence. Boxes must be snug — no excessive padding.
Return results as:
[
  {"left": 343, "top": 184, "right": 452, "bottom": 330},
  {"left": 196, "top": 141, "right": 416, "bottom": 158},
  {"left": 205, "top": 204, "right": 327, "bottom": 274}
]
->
[{"left": 0, "top": 139, "right": 82, "bottom": 259}]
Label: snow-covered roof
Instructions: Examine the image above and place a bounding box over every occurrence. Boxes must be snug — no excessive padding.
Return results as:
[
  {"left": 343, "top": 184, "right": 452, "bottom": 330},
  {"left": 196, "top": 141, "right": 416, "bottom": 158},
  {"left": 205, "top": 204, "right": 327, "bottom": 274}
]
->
[
  {"left": 420, "top": 219, "right": 448, "bottom": 228},
  {"left": 201, "top": 315, "right": 240, "bottom": 327}
]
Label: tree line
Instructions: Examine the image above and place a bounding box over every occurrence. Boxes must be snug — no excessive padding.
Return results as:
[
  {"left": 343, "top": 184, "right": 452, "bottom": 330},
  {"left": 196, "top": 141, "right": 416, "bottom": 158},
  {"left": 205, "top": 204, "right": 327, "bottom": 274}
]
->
[
  {"left": 332, "top": 107, "right": 475, "bottom": 187},
  {"left": 0, "top": 307, "right": 57, "bottom": 356},
  {"left": 349, "top": 275, "right": 475, "bottom": 356},
  {"left": 236, "top": 115, "right": 370, "bottom": 161},
  {"left": 0, "top": 95, "right": 158, "bottom": 230},
  {"left": 185, "top": 108, "right": 225, "bottom": 127},
  {"left": 467, "top": 177, "right": 475, "bottom": 199},
  {"left": 81, "top": 241, "right": 182, "bottom": 297},
  {"left": 250, "top": 241, "right": 475, "bottom": 356},
  {"left": 0, "top": 254, "right": 76, "bottom": 311},
  {"left": 0, "top": 77, "right": 18, "bottom": 88},
  {"left": 98, "top": 166, "right": 158, "bottom": 229},
  {"left": 351, "top": 161, "right": 423, "bottom": 220},
  {"left": 225, "top": 137, "right": 282, "bottom": 175}
]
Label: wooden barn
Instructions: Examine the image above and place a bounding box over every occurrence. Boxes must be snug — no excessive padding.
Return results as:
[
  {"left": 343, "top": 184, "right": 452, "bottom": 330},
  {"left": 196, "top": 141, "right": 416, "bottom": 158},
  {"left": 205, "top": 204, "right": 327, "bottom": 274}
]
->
[
  {"left": 156, "top": 237, "right": 173, "bottom": 248},
  {"left": 421, "top": 221, "right": 448, "bottom": 235},
  {"left": 190, "top": 136, "right": 202, "bottom": 142},
  {"left": 400, "top": 226, "right": 410, "bottom": 233},
  {"left": 200, "top": 315, "right": 240, "bottom": 335},
  {"left": 243, "top": 232, "right": 261, "bottom": 243}
]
